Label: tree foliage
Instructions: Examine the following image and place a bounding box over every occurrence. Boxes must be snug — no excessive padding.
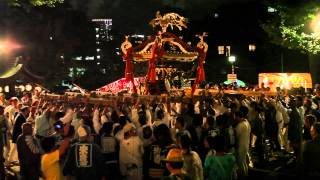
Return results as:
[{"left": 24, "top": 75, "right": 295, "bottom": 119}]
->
[
  {"left": 262, "top": 1, "right": 320, "bottom": 54},
  {"left": 8, "top": 0, "right": 63, "bottom": 7}
]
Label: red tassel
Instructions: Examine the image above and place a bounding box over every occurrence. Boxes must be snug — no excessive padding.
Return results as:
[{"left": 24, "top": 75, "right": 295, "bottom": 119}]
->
[
  {"left": 147, "top": 42, "right": 158, "bottom": 83},
  {"left": 124, "top": 48, "right": 137, "bottom": 94}
]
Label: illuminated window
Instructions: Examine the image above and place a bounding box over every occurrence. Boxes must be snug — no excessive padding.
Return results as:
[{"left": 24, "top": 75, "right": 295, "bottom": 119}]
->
[
  {"left": 225, "top": 46, "right": 231, "bottom": 56},
  {"left": 218, "top": 46, "right": 224, "bottom": 55},
  {"left": 249, "top": 44, "right": 256, "bottom": 52}
]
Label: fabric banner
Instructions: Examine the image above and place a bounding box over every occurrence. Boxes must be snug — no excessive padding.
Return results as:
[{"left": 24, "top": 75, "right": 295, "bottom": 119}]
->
[
  {"left": 123, "top": 48, "right": 137, "bottom": 93},
  {"left": 98, "top": 77, "right": 146, "bottom": 94}
]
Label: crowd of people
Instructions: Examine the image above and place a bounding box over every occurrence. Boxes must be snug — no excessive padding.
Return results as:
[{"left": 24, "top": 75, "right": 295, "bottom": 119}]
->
[{"left": 0, "top": 87, "right": 320, "bottom": 180}]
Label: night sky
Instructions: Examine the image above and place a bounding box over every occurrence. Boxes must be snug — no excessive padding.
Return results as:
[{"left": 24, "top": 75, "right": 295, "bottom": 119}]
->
[
  {"left": 70, "top": 0, "right": 256, "bottom": 28},
  {"left": 0, "top": 0, "right": 311, "bottom": 88}
]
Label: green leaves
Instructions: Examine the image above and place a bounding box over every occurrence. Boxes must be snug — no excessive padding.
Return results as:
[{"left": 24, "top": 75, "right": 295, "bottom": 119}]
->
[
  {"left": 262, "top": 1, "right": 320, "bottom": 54},
  {"left": 7, "top": 0, "right": 64, "bottom": 7},
  {"left": 30, "top": 0, "right": 64, "bottom": 7}
]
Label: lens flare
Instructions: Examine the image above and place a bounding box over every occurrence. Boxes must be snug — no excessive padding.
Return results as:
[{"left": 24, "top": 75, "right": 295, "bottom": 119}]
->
[{"left": 0, "top": 39, "right": 21, "bottom": 54}]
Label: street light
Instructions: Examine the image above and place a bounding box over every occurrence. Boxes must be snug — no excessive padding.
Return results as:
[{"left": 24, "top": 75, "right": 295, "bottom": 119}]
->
[{"left": 228, "top": 55, "right": 236, "bottom": 74}]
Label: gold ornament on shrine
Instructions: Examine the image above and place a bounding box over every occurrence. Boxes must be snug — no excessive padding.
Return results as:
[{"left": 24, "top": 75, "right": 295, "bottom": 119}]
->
[
  {"left": 149, "top": 11, "right": 188, "bottom": 33},
  {"left": 121, "top": 11, "right": 208, "bottom": 62}
]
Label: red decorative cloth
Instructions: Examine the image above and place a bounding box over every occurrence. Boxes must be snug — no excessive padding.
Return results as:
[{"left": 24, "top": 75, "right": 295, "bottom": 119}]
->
[
  {"left": 147, "top": 42, "right": 158, "bottom": 83},
  {"left": 123, "top": 48, "right": 137, "bottom": 94},
  {"left": 191, "top": 48, "right": 206, "bottom": 96}
]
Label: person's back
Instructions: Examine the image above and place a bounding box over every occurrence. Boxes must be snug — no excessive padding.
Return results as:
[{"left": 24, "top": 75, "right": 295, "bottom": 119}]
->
[
  {"left": 303, "top": 138, "right": 320, "bottom": 173},
  {"left": 41, "top": 125, "right": 72, "bottom": 180},
  {"left": 100, "top": 130, "right": 120, "bottom": 178},
  {"left": 303, "top": 123, "right": 320, "bottom": 176},
  {"left": 233, "top": 112, "right": 251, "bottom": 178},
  {"left": 17, "top": 132, "right": 41, "bottom": 180},
  {"left": 204, "top": 153, "right": 236, "bottom": 180},
  {"left": 12, "top": 110, "right": 28, "bottom": 143},
  {"left": 35, "top": 112, "right": 51, "bottom": 137},
  {"left": 64, "top": 142, "right": 104, "bottom": 180},
  {"left": 63, "top": 126, "right": 104, "bottom": 180},
  {"left": 119, "top": 123, "right": 144, "bottom": 179},
  {"left": 182, "top": 151, "right": 203, "bottom": 180},
  {"left": 204, "top": 134, "right": 236, "bottom": 180},
  {"left": 288, "top": 107, "right": 302, "bottom": 143},
  {"left": 146, "top": 124, "right": 174, "bottom": 179},
  {"left": 41, "top": 149, "right": 62, "bottom": 180}
]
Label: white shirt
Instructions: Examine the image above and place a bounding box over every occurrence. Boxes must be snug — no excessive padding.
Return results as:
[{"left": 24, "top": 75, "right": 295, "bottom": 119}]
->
[
  {"left": 234, "top": 119, "right": 251, "bottom": 174},
  {"left": 4, "top": 105, "right": 17, "bottom": 132},
  {"left": 34, "top": 113, "right": 51, "bottom": 137},
  {"left": 119, "top": 136, "right": 144, "bottom": 175}
]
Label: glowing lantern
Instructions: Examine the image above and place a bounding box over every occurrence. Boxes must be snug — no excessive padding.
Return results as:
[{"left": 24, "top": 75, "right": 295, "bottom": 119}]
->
[
  {"left": 4, "top": 86, "right": 9, "bottom": 93},
  {"left": 25, "top": 84, "right": 32, "bottom": 91}
]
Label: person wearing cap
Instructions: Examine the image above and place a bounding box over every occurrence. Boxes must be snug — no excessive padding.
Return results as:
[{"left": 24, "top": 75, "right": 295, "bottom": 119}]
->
[
  {"left": 302, "top": 122, "right": 320, "bottom": 177},
  {"left": 161, "top": 148, "right": 191, "bottom": 180},
  {"left": 63, "top": 125, "right": 105, "bottom": 180},
  {"left": 119, "top": 123, "right": 144, "bottom": 180}
]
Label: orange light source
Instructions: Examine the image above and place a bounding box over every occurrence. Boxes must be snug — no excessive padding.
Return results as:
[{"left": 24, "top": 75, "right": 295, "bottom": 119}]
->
[{"left": 0, "top": 39, "right": 21, "bottom": 54}]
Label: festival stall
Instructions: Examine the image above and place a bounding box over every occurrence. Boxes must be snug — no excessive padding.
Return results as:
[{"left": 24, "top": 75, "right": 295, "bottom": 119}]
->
[{"left": 258, "top": 73, "right": 312, "bottom": 91}]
